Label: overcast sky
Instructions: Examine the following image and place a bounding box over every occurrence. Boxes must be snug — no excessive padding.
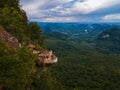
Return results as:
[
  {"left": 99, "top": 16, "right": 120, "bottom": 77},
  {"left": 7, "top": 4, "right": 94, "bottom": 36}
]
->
[{"left": 20, "top": 0, "right": 120, "bottom": 22}]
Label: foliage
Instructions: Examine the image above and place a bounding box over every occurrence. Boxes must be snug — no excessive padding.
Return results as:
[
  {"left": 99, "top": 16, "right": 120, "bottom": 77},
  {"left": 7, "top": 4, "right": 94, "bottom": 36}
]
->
[
  {"left": 45, "top": 31, "right": 120, "bottom": 90},
  {"left": 0, "top": 43, "right": 36, "bottom": 90},
  {"left": 0, "top": 6, "right": 28, "bottom": 42},
  {"left": 28, "top": 22, "right": 46, "bottom": 48},
  {"left": 0, "top": 0, "right": 20, "bottom": 9},
  {"left": 32, "top": 70, "right": 65, "bottom": 90},
  {"left": 0, "top": 36, "right": 63, "bottom": 90}
]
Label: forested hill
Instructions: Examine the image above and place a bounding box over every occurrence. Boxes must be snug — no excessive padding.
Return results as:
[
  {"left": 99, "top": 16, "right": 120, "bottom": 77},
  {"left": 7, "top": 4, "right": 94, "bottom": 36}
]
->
[
  {"left": 0, "top": 1, "right": 62, "bottom": 90},
  {"left": 96, "top": 28, "right": 120, "bottom": 54}
]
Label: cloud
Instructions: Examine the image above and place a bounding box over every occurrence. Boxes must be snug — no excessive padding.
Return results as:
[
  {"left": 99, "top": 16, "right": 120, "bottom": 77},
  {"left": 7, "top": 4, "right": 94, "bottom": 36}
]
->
[
  {"left": 20, "top": 0, "right": 73, "bottom": 18},
  {"left": 103, "top": 14, "right": 120, "bottom": 21},
  {"left": 71, "top": 0, "right": 120, "bottom": 14},
  {"left": 39, "top": 17, "right": 75, "bottom": 22},
  {"left": 20, "top": 0, "right": 120, "bottom": 22},
  {"left": 57, "top": 0, "right": 120, "bottom": 15}
]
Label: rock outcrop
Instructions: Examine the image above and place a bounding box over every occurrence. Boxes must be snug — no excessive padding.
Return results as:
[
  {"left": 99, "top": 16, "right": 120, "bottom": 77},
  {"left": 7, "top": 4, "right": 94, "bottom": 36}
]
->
[
  {"left": 28, "top": 44, "right": 58, "bottom": 67},
  {"left": 0, "top": 30, "right": 20, "bottom": 49},
  {"left": 0, "top": 28, "right": 57, "bottom": 68}
]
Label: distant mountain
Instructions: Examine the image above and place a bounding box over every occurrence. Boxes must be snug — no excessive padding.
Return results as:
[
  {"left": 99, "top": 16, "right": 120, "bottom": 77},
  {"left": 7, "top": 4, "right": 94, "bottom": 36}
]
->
[
  {"left": 38, "top": 22, "right": 120, "bottom": 43},
  {"left": 96, "top": 28, "right": 120, "bottom": 54},
  {"left": 39, "top": 22, "right": 120, "bottom": 54},
  {"left": 98, "top": 28, "right": 120, "bottom": 41},
  {"left": 38, "top": 22, "right": 120, "bottom": 34}
]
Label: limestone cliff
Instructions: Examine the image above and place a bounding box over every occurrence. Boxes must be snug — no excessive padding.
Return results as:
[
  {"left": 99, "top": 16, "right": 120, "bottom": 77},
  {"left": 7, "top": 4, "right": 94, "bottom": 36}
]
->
[
  {"left": 0, "top": 27, "right": 20, "bottom": 49},
  {"left": 28, "top": 44, "right": 58, "bottom": 67},
  {"left": 0, "top": 27, "right": 57, "bottom": 68}
]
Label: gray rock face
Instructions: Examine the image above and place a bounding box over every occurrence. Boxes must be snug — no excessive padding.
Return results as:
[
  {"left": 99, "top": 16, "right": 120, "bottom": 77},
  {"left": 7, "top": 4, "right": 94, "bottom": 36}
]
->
[
  {"left": 28, "top": 44, "right": 58, "bottom": 67},
  {"left": 0, "top": 30, "right": 20, "bottom": 49},
  {"left": 35, "top": 50, "right": 58, "bottom": 67}
]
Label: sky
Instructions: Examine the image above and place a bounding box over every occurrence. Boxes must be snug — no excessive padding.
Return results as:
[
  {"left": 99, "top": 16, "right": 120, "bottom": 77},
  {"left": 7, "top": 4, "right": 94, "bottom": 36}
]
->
[{"left": 20, "top": 0, "right": 120, "bottom": 22}]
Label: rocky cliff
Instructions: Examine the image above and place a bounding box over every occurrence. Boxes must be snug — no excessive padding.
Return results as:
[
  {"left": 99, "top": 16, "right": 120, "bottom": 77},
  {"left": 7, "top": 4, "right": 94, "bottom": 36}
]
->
[
  {"left": 0, "top": 27, "right": 20, "bottom": 49},
  {"left": 27, "top": 43, "right": 58, "bottom": 67},
  {"left": 0, "top": 26, "right": 57, "bottom": 68}
]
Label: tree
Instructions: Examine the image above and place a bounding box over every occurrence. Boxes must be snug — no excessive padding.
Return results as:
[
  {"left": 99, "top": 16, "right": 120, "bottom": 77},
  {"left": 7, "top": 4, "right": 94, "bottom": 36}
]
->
[
  {"left": 0, "top": 6, "right": 28, "bottom": 42},
  {"left": 28, "top": 22, "right": 45, "bottom": 46},
  {"left": 0, "top": 47, "right": 36, "bottom": 90},
  {"left": 0, "top": 0, "right": 20, "bottom": 10}
]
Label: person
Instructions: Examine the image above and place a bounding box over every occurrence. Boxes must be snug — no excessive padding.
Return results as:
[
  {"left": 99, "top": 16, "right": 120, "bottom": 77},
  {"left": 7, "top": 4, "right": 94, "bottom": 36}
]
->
[{"left": 48, "top": 50, "right": 53, "bottom": 58}]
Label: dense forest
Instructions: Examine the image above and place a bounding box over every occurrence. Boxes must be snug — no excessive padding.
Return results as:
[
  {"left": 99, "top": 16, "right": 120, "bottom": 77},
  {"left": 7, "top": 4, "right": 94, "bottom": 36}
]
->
[
  {"left": 43, "top": 24, "right": 120, "bottom": 90},
  {"left": 1, "top": 0, "right": 120, "bottom": 90}
]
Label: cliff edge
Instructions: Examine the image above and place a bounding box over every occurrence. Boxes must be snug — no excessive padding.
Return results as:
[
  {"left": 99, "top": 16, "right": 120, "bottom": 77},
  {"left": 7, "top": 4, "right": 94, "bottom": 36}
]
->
[{"left": 0, "top": 26, "right": 57, "bottom": 68}]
